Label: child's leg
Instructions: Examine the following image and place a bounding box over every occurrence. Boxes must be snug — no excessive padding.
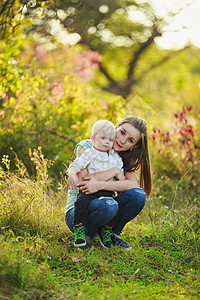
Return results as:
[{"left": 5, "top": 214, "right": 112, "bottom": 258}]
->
[
  {"left": 73, "top": 194, "right": 92, "bottom": 247},
  {"left": 74, "top": 192, "right": 92, "bottom": 226},
  {"left": 73, "top": 223, "right": 86, "bottom": 247}
]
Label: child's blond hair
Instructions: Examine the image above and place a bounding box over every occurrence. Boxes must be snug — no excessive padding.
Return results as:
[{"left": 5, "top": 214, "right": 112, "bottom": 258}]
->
[{"left": 91, "top": 120, "right": 115, "bottom": 137}]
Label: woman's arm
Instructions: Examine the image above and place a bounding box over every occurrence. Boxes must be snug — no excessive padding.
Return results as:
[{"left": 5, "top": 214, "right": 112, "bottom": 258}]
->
[{"left": 77, "top": 171, "right": 138, "bottom": 194}]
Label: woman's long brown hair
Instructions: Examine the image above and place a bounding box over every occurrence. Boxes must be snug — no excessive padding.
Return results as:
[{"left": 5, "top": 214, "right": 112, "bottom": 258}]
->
[{"left": 117, "top": 116, "right": 152, "bottom": 198}]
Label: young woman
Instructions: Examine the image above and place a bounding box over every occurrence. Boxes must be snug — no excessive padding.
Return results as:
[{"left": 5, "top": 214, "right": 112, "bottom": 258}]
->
[{"left": 65, "top": 116, "right": 152, "bottom": 250}]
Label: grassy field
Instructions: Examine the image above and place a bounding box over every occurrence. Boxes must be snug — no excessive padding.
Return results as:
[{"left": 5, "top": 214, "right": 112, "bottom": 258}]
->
[{"left": 0, "top": 153, "right": 199, "bottom": 299}]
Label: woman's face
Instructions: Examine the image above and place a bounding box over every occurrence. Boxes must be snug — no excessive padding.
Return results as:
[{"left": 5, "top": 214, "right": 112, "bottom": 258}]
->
[{"left": 113, "top": 123, "right": 141, "bottom": 152}]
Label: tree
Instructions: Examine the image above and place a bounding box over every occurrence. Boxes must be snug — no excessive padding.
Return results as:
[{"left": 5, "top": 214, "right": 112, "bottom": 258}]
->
[
  {"left": 1, "top": 0, "right": 192, "bottom": 99},
  {"left": 26, "top": 1, "right": 195, "bottom": 98}
]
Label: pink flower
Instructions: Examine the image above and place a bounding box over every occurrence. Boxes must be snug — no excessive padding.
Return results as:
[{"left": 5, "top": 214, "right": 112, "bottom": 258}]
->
[
  {"left": 69, "top": 49, "right": 102, "bottom": 81},
  {"left": 87, "top": 50, "right": 102, "bottom": 64},
  {"left": 34, "top": 45, "right": 47, "bottom": 64},
  {"left": 87, "top": 50, "right": 102, "bottom": 70},
  {"left": 102, "top": 101, "right": 108, "bottom": 109},
  {"left": 50, "top": 82, "right": 63, "bottom": 102},
  {"left": 186, "top": 125, "right": 194, "bottom": 136},
  {"left": 51, "top": 82, "right": 61, "bottom": 89}
]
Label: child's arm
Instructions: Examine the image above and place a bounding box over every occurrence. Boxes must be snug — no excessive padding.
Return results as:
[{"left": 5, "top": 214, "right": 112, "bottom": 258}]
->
[
  {"left": 84, "top": 167, "right": 125, "bottom": 181},
  {"left": 76, "top": 145, "right": 85, "bottom": 157},
  {"left": 67, "top": 148, "right": 90, "bottom": 189},
  {"left": 67, "top": 166, "right": 78, "bottom": 190}
]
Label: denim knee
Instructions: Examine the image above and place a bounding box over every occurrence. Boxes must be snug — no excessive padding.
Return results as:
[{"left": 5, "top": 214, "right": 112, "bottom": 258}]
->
[
  {"left": 112, "top": 188, "right": 146, "bottom": 235},
  {"left": 104, "top": 198, "right": 119, "bottom": 220},
  {"left": 129, "top": 188, "right": 146, "bottom": 209},
  {"left": 115, "top": 187, "right": 146, "bottom": 214}
]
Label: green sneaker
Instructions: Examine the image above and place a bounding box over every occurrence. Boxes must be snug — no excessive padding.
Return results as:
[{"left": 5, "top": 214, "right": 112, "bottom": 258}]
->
[
  {"left": 74, "top": 223, "right": 86, "bottom": 247},
  {"left": 97, "top": 227, "right": 112, "bottom": 249},
  {"left": 78, "top": 243, "right": 92, "bottom": 251},
  {"left": 111, "top": 234, "right": 132, "bottom": 250}
]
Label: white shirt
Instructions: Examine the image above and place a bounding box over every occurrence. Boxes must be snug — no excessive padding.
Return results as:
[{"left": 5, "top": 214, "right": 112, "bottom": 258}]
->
[{"left": 69, "top": 146, "right": 124, "bottom": 176}]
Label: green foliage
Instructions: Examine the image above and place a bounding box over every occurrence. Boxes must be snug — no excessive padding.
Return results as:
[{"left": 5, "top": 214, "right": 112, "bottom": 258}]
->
[
  {"left": 0, "top": 28, "right": 125, "bottom": 177},
  {"left": 1, "top": 16, "right": 200, "bottom": 182},
  {"left": 1, "top": 0, "right": 183, "bottom": 98},
  {"left": 0, "top": 149, "right": 57, "bottom": 233},
  {"left": 133, "top": 46, "right": 200, "bottom": 117}
]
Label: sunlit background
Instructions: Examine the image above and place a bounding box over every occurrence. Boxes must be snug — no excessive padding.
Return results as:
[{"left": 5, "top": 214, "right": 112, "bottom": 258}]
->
[
  {"left": 151, "top": 0, "right": 200, "bottom": 49},
  {"left": 52, "top": 0, "right": 200, "bottom": 49}
]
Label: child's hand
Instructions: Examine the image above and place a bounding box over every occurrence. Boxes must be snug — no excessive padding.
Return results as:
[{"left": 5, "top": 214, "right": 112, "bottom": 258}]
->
[
  {"left": 115, "top": 168, "right": 126, "bottom": 181},
  {"left": 67, "top": 172, "right": 77, "bottom": 190}
]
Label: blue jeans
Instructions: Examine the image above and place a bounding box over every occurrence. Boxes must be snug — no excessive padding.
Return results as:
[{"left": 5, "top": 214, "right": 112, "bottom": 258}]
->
[{"left": 65, "top": 188, "right": 146, "bottom": 239}]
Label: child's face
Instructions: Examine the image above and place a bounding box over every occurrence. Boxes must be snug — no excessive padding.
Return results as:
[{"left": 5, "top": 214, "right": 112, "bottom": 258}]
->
[{"left": 92, "top": 129, "right": 116, "bottom": 152}]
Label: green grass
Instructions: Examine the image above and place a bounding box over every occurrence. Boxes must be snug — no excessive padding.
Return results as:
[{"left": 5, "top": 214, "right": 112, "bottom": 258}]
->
[
  {"left": 0, "top": 152, "right": 199, "bottom": 299},
  {"left": 0, "top": 217, "right": 199, "bottom": 300}
]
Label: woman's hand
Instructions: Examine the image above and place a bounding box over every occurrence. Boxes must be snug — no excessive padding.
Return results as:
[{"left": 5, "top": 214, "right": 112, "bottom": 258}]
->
[
  {"left": 114, "top": 168, "right": 126, "bottom": 181},
  {"left": 76, "top": 177, "right": 103, "bottom": 194}
]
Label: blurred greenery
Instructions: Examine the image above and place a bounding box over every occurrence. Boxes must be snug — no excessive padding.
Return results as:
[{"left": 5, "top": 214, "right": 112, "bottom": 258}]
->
[
  {"left": 0, "top": 13, "right": 199, "bottom": 179},
  {"left": 1, "top": 0, "right": 196, "bottom": 98}
]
